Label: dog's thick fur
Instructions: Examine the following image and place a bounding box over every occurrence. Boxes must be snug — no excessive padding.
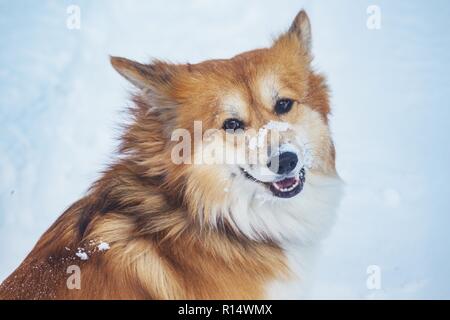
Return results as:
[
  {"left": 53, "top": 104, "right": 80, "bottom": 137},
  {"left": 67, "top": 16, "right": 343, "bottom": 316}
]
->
[{"left": 0, "top": 10, "right": 342, "bottom": 299}]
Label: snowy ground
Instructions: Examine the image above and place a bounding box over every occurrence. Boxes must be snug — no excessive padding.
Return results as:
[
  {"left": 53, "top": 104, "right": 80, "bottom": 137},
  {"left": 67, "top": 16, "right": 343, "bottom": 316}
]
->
[{"left": 1, "top": 0, "right": 449, "bottom": 299}]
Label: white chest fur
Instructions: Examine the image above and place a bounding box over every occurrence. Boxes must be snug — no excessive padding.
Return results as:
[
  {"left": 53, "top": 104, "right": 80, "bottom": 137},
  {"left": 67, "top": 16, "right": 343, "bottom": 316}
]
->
[{"left": 265, "top": 244, "right": 320, "bottom": 299}]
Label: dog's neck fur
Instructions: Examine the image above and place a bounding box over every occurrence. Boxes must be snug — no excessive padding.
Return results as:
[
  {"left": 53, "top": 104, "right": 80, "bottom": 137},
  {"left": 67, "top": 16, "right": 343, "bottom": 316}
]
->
[{"left": 77, "top": 162, "right": 291, "bottom": 299}]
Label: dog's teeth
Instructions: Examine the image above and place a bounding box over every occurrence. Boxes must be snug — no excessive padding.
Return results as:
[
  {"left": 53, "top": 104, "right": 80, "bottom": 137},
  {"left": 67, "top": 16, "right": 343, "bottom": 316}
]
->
[{"left": 273, "top": 178, "right": 300, "bottom": 193}]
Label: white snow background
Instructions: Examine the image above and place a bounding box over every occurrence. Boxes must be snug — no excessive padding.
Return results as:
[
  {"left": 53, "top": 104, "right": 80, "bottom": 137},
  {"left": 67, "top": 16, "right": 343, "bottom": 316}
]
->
[{"left": 1, "top": 0, "right": 449, "bottom": 298}]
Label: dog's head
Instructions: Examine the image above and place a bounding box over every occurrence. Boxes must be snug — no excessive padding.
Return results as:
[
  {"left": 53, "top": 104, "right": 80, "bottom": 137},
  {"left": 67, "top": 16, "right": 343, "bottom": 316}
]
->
[{"left": 111, "top": 10, "right": 342, "bottom": 243}]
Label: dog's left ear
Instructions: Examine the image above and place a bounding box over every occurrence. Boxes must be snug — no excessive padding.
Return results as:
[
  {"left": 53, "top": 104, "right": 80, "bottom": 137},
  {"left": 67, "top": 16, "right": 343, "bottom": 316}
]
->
[
  {"left": 110, "top": 56, "right": 175, "bottom": 91},
  {"left": 287, "top": 9, "right": 312, "bottom": 53}
]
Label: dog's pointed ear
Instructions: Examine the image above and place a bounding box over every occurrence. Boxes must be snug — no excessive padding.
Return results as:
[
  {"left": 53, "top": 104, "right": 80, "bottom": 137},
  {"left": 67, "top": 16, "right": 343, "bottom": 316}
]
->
[
  {"left": 288, "top": 10, "right": 312, "bottom": 53},
  {"left": 110, "top": 56, "right": 174, "bottom": 90}
]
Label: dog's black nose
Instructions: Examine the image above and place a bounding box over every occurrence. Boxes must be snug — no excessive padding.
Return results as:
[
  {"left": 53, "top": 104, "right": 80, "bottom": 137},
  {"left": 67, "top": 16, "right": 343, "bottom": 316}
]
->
[{"left": 268, "top": 152, "right": 298, "bottom": 175}]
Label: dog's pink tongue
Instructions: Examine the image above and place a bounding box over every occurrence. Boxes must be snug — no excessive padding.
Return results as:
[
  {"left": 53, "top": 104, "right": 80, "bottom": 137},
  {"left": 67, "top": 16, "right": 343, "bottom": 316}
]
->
[{"left": 274, "top": 177, "right": 297, "bottom": 188}]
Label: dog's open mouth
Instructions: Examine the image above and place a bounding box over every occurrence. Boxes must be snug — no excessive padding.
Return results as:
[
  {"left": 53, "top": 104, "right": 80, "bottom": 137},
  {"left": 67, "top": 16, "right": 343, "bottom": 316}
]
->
[{"left": 241, "top": 168, "right": 306, "bottom": 198}]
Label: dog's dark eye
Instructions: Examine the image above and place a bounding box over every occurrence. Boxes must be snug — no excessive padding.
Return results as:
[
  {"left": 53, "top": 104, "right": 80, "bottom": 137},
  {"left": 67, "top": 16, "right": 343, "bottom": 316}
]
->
[
  {"left": 223, "top": 118, "right": 244, "bottom": 131},
  {"left": 274, "top": 98, "right": 294, "bottom": 115}
]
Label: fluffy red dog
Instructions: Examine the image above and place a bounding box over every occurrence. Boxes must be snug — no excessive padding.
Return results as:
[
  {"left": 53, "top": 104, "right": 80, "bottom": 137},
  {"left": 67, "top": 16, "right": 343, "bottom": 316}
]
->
[{"left": 0, "top": 10, "right": 342, "bottom": 299}]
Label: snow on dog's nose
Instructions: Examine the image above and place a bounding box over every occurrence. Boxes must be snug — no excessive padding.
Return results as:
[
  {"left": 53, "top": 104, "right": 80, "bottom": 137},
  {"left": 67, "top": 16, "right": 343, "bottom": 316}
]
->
[{"left": 267, "top": 151, "right": 298, "bottom": 175}]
